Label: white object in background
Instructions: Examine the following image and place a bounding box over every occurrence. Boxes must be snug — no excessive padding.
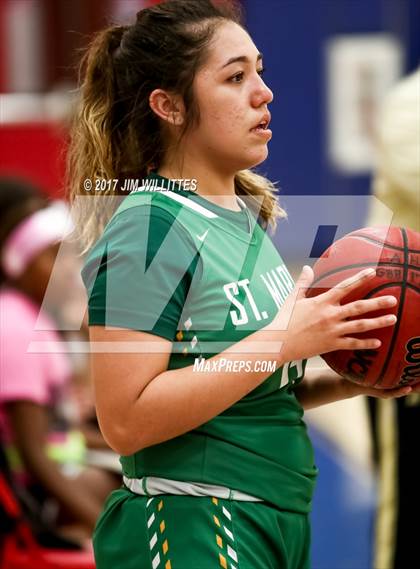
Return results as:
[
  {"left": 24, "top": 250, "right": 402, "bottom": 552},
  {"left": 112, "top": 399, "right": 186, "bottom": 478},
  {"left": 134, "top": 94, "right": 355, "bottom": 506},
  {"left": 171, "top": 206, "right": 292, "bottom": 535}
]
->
[
  {"left": 0, "top": 91, "right": 76, "bottom": 124},
  {"left": 5, "top": 0, "right": 46, "bottom": 92},
  {"left": 326, "top": 34, "right": 404, "bottom": 174},
  {"left": 305, "top": 356, "right": 374, "bottom": 473},
  {"left": 84, "top": 449, "right": 122, "bottom": 474}
]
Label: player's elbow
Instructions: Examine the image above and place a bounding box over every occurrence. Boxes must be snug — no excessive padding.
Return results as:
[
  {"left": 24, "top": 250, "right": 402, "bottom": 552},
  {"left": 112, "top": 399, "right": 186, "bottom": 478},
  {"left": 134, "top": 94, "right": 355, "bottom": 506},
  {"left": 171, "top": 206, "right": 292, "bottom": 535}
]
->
[{"left": 98, "top": 418, "right": 146, "bottom": 456}]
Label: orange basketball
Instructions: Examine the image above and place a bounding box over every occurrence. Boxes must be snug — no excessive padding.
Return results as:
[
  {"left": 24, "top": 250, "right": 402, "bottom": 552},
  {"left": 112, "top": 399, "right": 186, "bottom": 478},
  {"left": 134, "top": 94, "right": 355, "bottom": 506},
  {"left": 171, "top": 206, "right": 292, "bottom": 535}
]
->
[{"left": 307, "top": 226, "right": 420, "bottom": 389}]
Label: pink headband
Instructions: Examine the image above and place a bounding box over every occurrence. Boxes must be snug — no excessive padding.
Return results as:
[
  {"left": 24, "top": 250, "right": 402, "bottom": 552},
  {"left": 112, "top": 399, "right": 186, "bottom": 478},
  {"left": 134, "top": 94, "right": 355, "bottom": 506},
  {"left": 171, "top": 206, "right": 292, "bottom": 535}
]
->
[{"left": 1, "top": 201, "right": 74, "bottom": 279}]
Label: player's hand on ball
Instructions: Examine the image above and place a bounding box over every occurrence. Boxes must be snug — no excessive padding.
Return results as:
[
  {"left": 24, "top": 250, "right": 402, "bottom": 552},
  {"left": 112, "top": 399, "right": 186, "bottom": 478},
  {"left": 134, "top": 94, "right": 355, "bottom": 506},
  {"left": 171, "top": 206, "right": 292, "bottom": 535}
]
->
[
  {"left": 346, "top": 379, "right": 420, "bottom": 398},
  {"left": 352, "top": 383, "right": 412, "bottom": 399},
  {"left": 270, "top": 266, "right": 397, "bottom": 363}
]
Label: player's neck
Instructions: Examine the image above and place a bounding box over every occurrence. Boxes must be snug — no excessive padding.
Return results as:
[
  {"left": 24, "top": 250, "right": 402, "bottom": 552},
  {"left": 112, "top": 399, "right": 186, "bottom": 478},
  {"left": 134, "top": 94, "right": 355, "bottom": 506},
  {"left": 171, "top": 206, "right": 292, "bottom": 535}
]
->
[{"left": 158, "top": 158, "right": 240, "bottom": 212}]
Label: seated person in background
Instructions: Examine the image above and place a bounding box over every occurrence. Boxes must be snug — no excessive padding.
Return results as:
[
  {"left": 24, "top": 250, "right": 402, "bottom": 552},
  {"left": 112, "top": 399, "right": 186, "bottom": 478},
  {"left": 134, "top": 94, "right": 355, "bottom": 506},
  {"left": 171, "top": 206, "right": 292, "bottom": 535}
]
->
[{"left": 0, "top": 177, "right": 121, "bottom": 544}]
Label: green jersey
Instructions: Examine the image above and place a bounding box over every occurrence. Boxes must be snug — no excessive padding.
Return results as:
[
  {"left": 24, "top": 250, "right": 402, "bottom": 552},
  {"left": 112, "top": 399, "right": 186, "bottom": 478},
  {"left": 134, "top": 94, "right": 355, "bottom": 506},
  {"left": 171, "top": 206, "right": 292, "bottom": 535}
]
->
[{"left": 82, "top": 173, "right": 317, "bottom": 514}]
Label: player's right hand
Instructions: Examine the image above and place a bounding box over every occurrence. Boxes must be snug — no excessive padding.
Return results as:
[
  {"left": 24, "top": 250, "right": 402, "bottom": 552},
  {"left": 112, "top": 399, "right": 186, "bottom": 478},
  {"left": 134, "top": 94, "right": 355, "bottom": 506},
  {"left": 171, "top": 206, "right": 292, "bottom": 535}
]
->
[{"left": 269, "top": 266, "right": 398, "bottom": 363}]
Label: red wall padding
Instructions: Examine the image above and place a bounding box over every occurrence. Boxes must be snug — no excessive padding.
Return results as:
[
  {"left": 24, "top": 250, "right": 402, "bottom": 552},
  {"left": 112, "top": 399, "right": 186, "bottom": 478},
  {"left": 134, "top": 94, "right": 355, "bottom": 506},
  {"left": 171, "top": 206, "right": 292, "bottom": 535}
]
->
[{"left": 0, "top": 123, "right": 68, "bottom": 199}]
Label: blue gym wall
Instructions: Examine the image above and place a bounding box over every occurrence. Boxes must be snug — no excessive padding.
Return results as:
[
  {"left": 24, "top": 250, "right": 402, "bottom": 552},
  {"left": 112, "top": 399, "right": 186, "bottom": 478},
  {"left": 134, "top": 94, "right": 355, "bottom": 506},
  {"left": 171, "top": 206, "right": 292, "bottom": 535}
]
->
[{"left": 244, "top": 0, "right": 419, "bottom": 197}]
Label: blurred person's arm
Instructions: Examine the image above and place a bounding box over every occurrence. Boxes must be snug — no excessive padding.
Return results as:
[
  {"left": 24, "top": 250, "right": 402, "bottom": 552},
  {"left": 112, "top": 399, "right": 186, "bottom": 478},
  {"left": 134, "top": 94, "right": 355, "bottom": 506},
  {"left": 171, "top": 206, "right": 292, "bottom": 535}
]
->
[
  {"left": 70, "top": 364, "right": 115, "bottom": 451},
  {"left": 295, "top": 367, "right": 417, "bottom": 410},
  {"left": 5, "top": 400, "right": 101, "bottom": 531}
]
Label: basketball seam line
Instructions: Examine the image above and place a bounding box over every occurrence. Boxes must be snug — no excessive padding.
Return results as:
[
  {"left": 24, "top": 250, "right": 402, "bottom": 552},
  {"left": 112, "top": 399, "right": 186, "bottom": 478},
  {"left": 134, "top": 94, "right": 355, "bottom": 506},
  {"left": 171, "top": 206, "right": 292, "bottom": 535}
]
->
[
  {"left": 375, "top": 228, "right": 409, "bottom": 387},
  {"left": 350, "top": 232, "right": 420, "bottom": 255}
]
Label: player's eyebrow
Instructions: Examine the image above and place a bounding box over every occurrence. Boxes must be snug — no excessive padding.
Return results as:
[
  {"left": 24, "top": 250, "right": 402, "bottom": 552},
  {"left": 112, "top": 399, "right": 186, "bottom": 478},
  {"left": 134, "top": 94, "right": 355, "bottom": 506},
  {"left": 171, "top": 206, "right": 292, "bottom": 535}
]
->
[{"left": 220, "top": 52, "right": 263, "bottom": 70}]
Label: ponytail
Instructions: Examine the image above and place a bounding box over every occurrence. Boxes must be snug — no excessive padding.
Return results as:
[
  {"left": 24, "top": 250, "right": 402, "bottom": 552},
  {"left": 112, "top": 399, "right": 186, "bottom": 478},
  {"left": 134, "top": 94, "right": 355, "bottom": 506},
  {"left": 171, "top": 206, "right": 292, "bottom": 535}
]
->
[{"left": 67, "top": 25, "right": 130, "bottom": 253}]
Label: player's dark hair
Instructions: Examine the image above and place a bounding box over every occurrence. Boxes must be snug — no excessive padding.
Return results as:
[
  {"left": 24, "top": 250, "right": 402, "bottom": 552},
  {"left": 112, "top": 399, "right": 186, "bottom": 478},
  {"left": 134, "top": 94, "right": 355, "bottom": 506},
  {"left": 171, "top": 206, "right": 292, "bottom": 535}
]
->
[
  {"left": 0, "top": 177, "right": 48, "bottom": 284},
  {"left": 68, "top": 0, "right": 285, "bottom": 252}
]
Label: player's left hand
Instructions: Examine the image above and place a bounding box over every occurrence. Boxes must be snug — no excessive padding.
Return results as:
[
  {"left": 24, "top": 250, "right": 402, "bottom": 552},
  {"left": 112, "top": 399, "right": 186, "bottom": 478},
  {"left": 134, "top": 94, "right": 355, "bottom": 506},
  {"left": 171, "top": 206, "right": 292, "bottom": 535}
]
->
[{"left": 350, "top": 382, "right": 420, "bottom": 399}]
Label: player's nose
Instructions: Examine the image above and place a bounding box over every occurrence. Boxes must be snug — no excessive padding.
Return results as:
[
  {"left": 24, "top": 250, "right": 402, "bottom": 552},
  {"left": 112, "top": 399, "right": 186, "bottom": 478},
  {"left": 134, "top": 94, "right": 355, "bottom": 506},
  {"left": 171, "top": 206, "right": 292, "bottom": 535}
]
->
[{"left": 252, "top": 78, "right": 274, "bottom": 108}]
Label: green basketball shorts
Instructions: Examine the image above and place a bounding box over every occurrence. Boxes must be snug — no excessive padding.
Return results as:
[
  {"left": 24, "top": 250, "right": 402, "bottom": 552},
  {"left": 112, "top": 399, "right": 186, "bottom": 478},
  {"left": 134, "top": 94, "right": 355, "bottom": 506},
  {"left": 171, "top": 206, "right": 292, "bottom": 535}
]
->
[{"left": 93, "top": 487, "right": 311, "bottom": 569}]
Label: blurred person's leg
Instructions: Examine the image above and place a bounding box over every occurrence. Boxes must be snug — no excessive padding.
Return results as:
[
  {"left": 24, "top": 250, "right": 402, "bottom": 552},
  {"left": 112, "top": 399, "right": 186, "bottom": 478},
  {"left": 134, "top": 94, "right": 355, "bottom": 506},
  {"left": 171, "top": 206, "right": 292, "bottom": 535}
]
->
[
  {"left": 52, "top": 466, "right": 120, "bottom": 547},
  {"left": 369, "top": 394, "right": 420, "bottom": 568}
]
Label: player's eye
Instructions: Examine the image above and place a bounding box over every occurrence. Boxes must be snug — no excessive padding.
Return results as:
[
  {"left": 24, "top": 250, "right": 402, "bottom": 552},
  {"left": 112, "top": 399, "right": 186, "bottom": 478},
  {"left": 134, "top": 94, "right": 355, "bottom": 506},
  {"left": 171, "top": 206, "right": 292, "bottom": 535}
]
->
[
  {"left": 229, "top": 67, "right": 266, "bottom": 83},
  {"left": 230, "top": 72, "right": 244, "bottom": 83}
]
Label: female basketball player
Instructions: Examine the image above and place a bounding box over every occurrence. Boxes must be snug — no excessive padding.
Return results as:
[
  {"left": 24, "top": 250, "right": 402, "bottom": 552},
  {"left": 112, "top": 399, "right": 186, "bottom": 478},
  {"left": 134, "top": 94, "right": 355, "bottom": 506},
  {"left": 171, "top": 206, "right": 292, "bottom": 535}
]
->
[{"left": 69, "top": 1, "right": 418, "bottom": 567}]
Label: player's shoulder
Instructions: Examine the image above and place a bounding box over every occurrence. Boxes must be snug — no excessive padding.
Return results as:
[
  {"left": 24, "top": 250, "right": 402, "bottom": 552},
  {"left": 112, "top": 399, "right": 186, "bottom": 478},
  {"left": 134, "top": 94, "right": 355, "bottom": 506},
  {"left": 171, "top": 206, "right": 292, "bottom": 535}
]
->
[
  {"left": 108, "top": 191, "right": 199, "bottom": 249},
  {"left": 109, "top": 191, "right": 180, "bottom": 231},
  {"left": 106, "top": 182, "right": 217, "bottom": 248},
  {"left": 111, "top": 185, "right": 215, "bottom": 225},
  {"left": 83, "top": 191, "right": 199, "bottom": 272}
]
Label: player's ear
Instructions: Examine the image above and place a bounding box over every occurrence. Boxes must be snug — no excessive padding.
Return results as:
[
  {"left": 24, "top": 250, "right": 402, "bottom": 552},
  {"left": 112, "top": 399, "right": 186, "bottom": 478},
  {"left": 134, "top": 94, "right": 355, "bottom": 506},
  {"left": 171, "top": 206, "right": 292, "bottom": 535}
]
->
[{"left": 149, "top": 89, "right": 185, "bottom": 126}]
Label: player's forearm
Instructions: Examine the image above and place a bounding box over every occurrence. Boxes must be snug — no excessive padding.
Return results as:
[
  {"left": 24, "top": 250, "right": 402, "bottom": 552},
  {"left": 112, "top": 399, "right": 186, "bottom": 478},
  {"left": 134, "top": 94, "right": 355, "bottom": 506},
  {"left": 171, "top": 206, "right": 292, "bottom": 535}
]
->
[
  {"left": 294, "top": 366, "right": 358, "bottom": 410},
  {"left": 116, "top": 326, "right": 285, "bottom": 454},
  {"left": 295, "top": 366, "right": 417, "bottom": 410}
]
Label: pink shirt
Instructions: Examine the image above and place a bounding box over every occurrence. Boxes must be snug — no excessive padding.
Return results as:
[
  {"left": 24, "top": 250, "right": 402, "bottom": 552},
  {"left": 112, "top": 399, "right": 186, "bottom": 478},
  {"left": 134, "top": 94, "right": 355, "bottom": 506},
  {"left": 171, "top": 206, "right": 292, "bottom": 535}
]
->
[{"left": 0, "top": 287, "right": 71, "bottom": 441}]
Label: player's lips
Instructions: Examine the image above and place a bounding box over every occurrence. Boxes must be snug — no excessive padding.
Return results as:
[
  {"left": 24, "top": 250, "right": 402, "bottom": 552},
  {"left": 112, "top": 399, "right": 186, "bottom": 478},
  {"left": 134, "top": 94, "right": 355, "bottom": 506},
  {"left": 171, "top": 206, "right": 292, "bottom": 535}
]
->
[{"left": 250, "top": 112, "right": 272, "bottom": 138}]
